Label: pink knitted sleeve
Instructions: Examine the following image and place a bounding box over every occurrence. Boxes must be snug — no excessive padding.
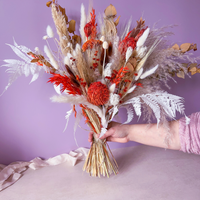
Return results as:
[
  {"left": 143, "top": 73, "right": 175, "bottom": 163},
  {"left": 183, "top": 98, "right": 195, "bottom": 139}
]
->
[{"left": 179, "top": 112, "right": 200, "bottom": 154}]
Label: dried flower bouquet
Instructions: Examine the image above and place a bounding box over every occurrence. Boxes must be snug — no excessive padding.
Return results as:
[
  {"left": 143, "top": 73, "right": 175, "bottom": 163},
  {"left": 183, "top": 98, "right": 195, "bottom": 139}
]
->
[{"left": 1, "top": 1, "right": 199, "bottom": 177}]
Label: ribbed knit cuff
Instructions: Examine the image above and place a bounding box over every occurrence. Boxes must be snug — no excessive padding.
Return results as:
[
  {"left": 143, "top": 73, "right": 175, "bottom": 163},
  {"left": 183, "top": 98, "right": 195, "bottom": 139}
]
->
[{"left": 179, "top": 112, "right": 200, "bottom": 155}]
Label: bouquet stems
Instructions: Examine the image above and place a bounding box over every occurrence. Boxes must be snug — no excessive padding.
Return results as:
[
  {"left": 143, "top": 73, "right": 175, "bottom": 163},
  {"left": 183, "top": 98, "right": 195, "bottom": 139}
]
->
[
  {"left": 83, "top": 136, "right": 118, "bottom": 177},
  {"left": 82, "top": 107, "right": 118, "bottom": 177}
]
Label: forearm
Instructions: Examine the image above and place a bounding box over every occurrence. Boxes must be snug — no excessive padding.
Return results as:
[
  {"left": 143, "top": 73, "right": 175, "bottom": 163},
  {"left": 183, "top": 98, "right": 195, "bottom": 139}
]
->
[{"left": 126, "top": 120, "right": 180, "bottom": 150}]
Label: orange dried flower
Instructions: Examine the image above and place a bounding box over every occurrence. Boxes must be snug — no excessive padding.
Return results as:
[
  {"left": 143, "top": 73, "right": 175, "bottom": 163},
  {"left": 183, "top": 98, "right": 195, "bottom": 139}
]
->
[
  {"left": 82, "top": 39, "right": 102, "bottom": 52},
  {"left": 87, "top": 82, "right": 110, "bottom": 106}
]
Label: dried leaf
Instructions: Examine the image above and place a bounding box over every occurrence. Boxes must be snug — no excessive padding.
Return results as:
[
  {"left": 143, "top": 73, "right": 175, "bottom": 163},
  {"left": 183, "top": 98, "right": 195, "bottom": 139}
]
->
[
  {"left": 188, "top": 43, "right": 197, "bottom": 51},
  {"left": 46, "top": 1, "right": 52, "bottom": 7},
  {"left": 68, "top": 20, "right": 76, "bottom": 33},
  {"left": 58, "top": 5, "right": 68, "bottom": 23},
  {"left": 128, "top": 57, "right": 137, "bottom": 68},
  {"left": 114, "top": 16, "right": 120, "bottom": 26},
  {"left": 72, "top": 35, "right": 81, "bottom": 44},
  {"left": 191, "top": 70, "right": 197, "bottom": 75},
  {"left": 189, "top": 63, "right": 198, "bottom": 71},
  {"left": 171, "top": 44, "right": 179, "bottom": 50},
  {"left": 182, "top": 63, "right": 188, "bottom": 68},
  {"left": 129, "top": 17, "right": 145, "bottom": 38},
  {"left": 126, "top": 62, "right": 134, "bottom": 73},
  {"left": 104, "top": 4, "right": 117, "bottom": 17},
  {"left": 177, "top": 70, "right": 185, "bottom": 79},
  {"left": 31, "top": 58, "right": 39, "bottom": 63},
  {"left": 180, "top": 43, "right": 191, "bottom": 53}
]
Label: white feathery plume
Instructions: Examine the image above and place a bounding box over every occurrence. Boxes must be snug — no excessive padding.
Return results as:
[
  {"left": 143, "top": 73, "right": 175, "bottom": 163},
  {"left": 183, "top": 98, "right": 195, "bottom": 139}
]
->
[
  {"left": 87, "top": 0, "right": 93, "bottom": 22},
  {"left": 136, "top": 27, "right": 150, "bottom": 48},
  {"left": 135, "top": 68, "right": 143, "bottom": 81},
  {"left": 140, "top": 64, "right": 159, "bottom": 79},
  {"left": 63, "top": 108, "right": 73, "bottom": 132},
  {"left": 125, "top": 47, "right": 133, "bottom": 62},
  {"left": 109, "top": 106, "right": 119, "bottom": 122},
  {"left": 51, "top": 95, "right": 104, "bottom": 119},
  {"left": 51, "top": 94, "right": 85, "bottom": 104},
  {"left": 44, "top": 45, "right": 59, "bottom": 69},
  {"left": 79, "top": 4, "right": 87, "bottom": 43},
  {"left": 46, "top": 25, "right": 54, "bottom": 38},
  {"left": 113, "top": 36, "right": 119, "bottom": 56},
  {"left": 135, "top": 38, "right": 162, "bottom": 72},
  {"left": 121, "top": 16, "right": 132, "bottom": 40}
]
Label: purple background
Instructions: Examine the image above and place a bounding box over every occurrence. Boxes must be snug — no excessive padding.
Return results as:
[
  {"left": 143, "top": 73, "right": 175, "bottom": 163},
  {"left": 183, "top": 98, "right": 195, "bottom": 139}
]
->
[{"left": 0, "top": 0, "right": 199, "bottom": 165}]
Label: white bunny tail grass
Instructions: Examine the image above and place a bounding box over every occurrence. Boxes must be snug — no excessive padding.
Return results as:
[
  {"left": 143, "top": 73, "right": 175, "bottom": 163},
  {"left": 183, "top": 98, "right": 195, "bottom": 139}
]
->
[{"left": 46, "top": 25, "right": 54, "bottom": 38}]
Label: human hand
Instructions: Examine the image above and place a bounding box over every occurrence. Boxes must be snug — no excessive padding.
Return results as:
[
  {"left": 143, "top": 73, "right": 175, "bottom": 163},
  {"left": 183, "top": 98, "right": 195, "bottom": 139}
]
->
[{"left": 88, "top": 122, "right": 130, "bottom": 143}]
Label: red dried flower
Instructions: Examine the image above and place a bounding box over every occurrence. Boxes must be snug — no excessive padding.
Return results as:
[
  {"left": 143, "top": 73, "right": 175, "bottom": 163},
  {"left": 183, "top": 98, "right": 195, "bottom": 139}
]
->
[
  {"left": 48, "top": 73, "right": 81, "bottom": 95},
  {"left": 112, "top": 66, "right": 130, "bottom": 85},
  {"left": 84, "top": 8, "right": 97, "bottom": 39},
  {"left": 87, "top": 82, "right": 110, "bottom": 106},
  {"left": 84, "top": 22, "right": 92, "bottom": 38},
  {"left": 118, "top": 37, "right": 136, "bottom": 55}
]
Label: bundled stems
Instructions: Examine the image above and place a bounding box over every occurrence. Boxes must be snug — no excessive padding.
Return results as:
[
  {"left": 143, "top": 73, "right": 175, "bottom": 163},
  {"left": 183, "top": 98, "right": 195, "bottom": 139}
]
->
[
  {"left": 83, "top": 135, "right": 118, "bottom": 177},
  {"left": 82, "top": 107, "right": 118, "bottom": 177}
]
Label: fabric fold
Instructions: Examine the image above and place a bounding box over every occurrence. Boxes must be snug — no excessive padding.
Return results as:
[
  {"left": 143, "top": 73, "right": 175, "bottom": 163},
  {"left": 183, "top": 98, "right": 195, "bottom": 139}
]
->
[{"left": 0, "top": 147, "right": 88, "bottom": 192}]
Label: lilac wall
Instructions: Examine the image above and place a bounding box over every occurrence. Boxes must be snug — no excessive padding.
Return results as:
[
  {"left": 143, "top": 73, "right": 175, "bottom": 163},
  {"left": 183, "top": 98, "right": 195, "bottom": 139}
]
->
[{"left": 0, "top": 0, "right": 199, "bottom": 165}]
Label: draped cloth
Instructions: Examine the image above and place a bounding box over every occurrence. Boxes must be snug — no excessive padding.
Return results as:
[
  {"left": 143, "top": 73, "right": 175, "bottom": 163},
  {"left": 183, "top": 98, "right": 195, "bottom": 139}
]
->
[
  {"left": 179, "top": 112, "right": 200, "bottom": 154},
  {"left": 0, "top": 147, "right": 88, "bottom": 192}
]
